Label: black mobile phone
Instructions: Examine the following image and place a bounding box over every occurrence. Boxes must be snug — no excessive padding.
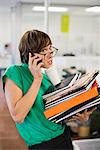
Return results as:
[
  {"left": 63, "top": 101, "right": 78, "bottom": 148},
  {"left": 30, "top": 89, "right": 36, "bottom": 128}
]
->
[
  {"left": 30, "top": 53, "right": 42, "bottom": 65},
  {"left": 37, "top": 59, "right": 42, "bottom": 65}
]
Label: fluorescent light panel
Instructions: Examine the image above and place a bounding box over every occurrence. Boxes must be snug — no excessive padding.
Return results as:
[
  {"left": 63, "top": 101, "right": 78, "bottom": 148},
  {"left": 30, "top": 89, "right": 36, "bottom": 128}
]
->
[
  {"left": 86, "top": 6, "right": 100, "bottom": 13},
  {"left": 32, "top": 6, "right": 68, "bottom": 12}
]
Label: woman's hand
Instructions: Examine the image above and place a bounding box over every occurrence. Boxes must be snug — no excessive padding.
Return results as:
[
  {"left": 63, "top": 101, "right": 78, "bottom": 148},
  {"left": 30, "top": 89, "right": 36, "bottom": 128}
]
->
[
  {"left": 72, "top": 108, "right": 96, "bottom": 122},
  {"left": 28, "top": 53, "right": 43, "bottom": 80}
]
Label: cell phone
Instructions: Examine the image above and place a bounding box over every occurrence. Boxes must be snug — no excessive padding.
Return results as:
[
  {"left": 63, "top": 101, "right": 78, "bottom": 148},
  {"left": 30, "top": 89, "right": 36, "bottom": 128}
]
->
[
  {"left": 30, "top": 53, "right": 42, "bottom": 65},
  {"left": 37, "top": 59, "right": 42, "bottom": 65}
]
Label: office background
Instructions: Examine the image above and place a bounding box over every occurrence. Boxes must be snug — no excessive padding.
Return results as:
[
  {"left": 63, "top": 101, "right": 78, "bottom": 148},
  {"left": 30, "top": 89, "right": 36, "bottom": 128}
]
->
[{"left": 0, "top": 0, "right": 100, "bottom": 150}]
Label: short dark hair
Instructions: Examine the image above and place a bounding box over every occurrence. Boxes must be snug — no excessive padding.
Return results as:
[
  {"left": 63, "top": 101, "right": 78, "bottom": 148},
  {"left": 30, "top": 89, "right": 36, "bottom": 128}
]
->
[{"left": 19, "top": 29, "right": 52, "bottom": 64}]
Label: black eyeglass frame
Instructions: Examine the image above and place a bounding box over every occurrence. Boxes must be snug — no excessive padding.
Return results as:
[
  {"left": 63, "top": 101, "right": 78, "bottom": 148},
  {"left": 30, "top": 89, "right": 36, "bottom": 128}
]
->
[{"left": 39, "top": 46, "right": 58, "bottom": 57}]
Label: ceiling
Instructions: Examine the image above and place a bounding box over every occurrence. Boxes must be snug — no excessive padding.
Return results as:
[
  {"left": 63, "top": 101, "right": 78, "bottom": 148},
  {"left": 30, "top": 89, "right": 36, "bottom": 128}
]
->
[{"left": 0, "top": 0, "right": 100, "bottom": 7}]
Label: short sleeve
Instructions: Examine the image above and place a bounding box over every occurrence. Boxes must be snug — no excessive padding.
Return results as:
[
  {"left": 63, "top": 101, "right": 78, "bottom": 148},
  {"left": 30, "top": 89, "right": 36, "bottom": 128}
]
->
[{"left": 2, "top": 65, "right": 23, "bottom": 91}]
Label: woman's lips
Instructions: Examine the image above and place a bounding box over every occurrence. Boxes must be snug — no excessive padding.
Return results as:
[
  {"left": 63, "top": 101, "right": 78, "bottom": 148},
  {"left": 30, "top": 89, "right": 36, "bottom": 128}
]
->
[{"left": 48, "top": 60, "right": 52, "bottom": 65}]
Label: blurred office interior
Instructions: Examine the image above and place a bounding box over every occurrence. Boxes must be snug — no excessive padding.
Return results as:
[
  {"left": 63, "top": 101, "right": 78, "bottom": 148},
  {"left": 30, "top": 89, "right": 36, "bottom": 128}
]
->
[{"left": 0, "top": 0, "right": 100, "bottom": 149}]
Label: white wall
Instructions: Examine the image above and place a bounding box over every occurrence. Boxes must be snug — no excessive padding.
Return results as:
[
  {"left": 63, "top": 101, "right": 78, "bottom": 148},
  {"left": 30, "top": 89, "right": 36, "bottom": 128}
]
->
[
  {"left": 68, "top": 15, "right": 100, "bottom": 56},
  {"left": 0, "top": 5, "right": 100, "bottom": 65},
  {"left": 21, "top": 12, "right": 44, "bottom": 34},
  {"left": 0, "top": 7, "right": 11, "bottom": 45},
  {"left": 21, "top": 10, "right": 100, "bottom": 56}
]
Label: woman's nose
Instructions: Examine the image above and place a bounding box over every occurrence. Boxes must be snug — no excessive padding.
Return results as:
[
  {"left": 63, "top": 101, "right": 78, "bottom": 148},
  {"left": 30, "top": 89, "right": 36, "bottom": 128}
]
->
[{"left": 45, "top": 53, "right": 52, "bottom": 60}]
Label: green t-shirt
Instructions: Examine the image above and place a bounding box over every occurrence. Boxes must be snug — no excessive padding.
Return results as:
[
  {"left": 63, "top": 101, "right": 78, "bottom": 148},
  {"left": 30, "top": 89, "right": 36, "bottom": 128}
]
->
[{"left": 2, "top": 63, "right": 65, "bottom": 146}]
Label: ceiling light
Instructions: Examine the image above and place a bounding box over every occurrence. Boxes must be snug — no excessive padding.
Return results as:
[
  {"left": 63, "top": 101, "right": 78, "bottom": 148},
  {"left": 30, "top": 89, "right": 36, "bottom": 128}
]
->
[
  {"left": 49, "top": 7, "right": 68, "bottom": 12},
  {"left": 32, "top": 6, "right": 68, "bottom": 12},
  {"left": 86, "top": 6, "right": 100, "bottom": 13}
]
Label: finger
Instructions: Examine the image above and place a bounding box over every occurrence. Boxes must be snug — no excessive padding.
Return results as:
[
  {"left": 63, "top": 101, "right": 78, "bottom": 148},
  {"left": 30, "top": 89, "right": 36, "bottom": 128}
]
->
[
  {"left": 85, "top": 109, "right": 87, "bottom": 112},
  {"left": 31, "top": 56, "right": 39, "bottom": 65},
  {"left": 91, "top": 107, "right": 96, "bottom": 112},
  {"left": 33, "top": 57, "right": 42, "bottom": 66},
  {"left": 76, "top": 113, "right": 81, "bottom": 116},
  {"left": 84, "top": 108, "right": 95, "bottom": 116},
  {"left": 72, "top": 116, "right": 78, "bottom": 119},
  {"left": 29, "top": 53, "right": 37, "bottom": 62},
  {"left": 37, "top": 62, "right": 44, "bottom": 68},
  {"left": 73, "top": 117, "right": 82, "bottom": 121},
  {"left": 76, "top": 113, "right": 82, "bottom": 117},
  {"left": 29, "top": 53, "right": 38, "bottom": 66},
  {"left": 88, "top": 107, "right": 96, "bottom": 115},
  {"left": 68, "top": 118, "right": 76, "bottom": 122},
  {"left": 92, "top": 107, "right": 96, "bottom": 111},
  {"left": 34, "top": 53, "right": 43, "bottom": 59},
  {"left": 72, "top": 115, "right": 80, "bottom": 120},
  {"left": 84, "top": 109, "right": 88, "bottom": 113},
  {"left": 84, "top": 109, "right": 88, "bottom": 116},
  {"left": 29, "top": 52, "right": 32, "bottom": 60},
  {"left": 28, "top": 53, "right": 32, "bottom": 66}
]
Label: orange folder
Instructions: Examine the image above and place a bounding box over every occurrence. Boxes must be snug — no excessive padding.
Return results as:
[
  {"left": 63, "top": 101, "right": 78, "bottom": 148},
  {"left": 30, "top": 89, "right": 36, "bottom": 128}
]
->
[{"left": 44, "top": 83, "right": 98, "bottom": 119}]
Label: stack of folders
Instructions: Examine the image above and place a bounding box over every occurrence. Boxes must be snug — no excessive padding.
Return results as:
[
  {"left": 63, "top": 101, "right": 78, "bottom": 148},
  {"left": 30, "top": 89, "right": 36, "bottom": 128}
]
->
[
  {"left": 43, "top": 70, "right": 100, "bottom": 123},
  {"left": 55, "top": 72, "right": 81, "bottom": 90}
]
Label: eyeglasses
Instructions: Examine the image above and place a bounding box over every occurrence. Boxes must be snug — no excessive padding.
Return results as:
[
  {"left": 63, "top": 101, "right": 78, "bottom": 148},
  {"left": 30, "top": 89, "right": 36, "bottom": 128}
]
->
[{"left": 39, "top": 46, "right": 58, "bottom": 57}]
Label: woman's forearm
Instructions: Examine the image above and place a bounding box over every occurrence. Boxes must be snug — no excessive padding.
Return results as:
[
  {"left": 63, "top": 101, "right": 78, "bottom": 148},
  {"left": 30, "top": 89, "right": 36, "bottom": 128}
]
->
[{"left": 14, "top": 79, "right": 42, "bottom": 123}]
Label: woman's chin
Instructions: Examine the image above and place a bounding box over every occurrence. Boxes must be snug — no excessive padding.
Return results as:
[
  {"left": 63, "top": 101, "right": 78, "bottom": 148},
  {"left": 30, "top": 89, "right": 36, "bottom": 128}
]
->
[
  {"left": 47, "top": 65, "right": 52, "bottom": 68},
  {"left": 42, "top": 60, "right": 53, "bottom": 68}
]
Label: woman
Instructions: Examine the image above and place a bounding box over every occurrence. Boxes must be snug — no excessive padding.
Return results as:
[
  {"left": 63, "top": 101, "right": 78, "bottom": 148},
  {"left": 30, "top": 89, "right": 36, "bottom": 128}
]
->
[{"left": 2, "top": 29, "right": 73, "bottom": 150}]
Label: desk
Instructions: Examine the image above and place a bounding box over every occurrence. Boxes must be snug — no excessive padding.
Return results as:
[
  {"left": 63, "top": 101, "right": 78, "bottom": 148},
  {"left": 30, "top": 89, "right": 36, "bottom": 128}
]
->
[{"left": 73, "top": 138, "right": 100, "bottom": 150}]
